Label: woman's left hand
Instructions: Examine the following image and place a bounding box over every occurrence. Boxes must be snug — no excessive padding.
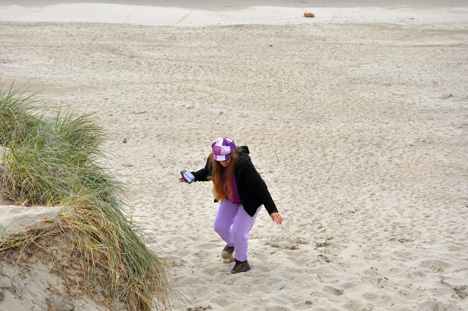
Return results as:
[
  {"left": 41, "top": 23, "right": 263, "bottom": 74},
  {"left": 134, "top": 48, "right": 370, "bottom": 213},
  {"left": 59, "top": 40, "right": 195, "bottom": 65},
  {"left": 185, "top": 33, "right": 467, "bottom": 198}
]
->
[{"left": 270, "top": 212, "right": 283, "bottom": 225}]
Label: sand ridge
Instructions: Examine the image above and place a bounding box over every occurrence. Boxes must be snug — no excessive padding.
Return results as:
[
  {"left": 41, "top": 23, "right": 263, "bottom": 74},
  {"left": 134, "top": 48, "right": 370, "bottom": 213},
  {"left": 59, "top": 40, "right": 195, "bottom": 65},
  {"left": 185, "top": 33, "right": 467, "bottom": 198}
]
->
[{"left": 1, "top": 3, "right": 468, "bottom": 26}]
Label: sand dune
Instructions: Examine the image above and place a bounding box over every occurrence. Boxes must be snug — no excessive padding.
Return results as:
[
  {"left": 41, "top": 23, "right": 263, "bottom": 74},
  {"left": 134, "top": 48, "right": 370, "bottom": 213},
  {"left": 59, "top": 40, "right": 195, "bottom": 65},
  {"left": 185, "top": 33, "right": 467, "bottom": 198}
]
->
[{"left": 0, "top": 2, "right": 467, "bottom": 311}]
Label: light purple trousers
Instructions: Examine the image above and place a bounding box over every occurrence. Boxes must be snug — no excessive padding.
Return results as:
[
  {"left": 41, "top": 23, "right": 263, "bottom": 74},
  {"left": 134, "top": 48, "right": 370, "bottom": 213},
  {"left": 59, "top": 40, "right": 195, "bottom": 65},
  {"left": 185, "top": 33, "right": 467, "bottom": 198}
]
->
[{"left": 213, "top": 200, "right": 262, "bottom": 262}]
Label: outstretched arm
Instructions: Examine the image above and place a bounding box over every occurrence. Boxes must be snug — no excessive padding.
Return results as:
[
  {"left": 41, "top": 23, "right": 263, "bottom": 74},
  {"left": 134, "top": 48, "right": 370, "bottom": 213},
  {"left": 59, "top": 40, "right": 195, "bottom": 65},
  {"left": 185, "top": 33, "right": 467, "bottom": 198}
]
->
[{"left": 179, "top": 155, "right": 212, "bottom": 183}]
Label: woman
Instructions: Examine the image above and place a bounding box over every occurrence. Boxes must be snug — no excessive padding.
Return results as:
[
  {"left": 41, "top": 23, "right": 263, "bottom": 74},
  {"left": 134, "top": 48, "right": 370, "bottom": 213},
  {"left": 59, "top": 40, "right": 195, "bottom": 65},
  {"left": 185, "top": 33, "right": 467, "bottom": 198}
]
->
[{"left": 179, "top": 137, "right": 283, "bottom": 274}]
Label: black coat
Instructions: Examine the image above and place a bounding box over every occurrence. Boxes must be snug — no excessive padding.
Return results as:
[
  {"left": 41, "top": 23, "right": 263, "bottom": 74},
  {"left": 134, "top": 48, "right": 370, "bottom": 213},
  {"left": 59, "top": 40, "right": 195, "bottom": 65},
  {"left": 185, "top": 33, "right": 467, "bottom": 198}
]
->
[{"left": 191, "top": 147, "right": 278, "bottom": 217}]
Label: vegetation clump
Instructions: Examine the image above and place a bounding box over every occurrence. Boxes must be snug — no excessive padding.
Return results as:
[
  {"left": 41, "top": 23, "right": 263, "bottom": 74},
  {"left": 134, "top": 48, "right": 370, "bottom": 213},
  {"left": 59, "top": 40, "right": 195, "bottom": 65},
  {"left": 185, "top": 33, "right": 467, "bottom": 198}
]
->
[{"left": 0, "top": 84, "right": 174, "bottom": 311}]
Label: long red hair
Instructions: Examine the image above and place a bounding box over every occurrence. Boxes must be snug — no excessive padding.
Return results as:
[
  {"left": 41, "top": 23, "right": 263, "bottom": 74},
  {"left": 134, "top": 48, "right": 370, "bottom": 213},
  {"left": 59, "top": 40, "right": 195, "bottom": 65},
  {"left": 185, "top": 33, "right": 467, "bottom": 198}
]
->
[{"left": 211, "top": 150, "right": 239, "bottom": 201}]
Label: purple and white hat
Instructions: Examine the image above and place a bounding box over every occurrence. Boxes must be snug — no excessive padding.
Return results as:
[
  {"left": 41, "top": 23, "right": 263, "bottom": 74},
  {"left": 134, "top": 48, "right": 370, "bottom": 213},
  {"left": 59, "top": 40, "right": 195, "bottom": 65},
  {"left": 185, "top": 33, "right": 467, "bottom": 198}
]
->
[{"left": 212, "top": 137, "right": 236, "bottom": 161}]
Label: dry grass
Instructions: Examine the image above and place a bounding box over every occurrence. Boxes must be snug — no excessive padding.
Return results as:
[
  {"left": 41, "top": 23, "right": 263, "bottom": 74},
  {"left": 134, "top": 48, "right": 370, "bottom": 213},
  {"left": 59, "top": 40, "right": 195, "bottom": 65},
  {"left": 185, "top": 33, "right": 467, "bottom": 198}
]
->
[{"left": 0, "top": 84, "right": 176, "bottom": 310}]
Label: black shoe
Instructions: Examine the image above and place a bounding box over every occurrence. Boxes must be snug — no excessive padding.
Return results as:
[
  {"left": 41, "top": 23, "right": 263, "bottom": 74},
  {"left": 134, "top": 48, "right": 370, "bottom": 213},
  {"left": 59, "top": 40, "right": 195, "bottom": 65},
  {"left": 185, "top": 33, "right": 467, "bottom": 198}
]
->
[
  {"left": 222, "top": 244, "right": 235, "bottom": 262},
  {"left": 231, "top": 259, "right": 251, "bottom": 274}
]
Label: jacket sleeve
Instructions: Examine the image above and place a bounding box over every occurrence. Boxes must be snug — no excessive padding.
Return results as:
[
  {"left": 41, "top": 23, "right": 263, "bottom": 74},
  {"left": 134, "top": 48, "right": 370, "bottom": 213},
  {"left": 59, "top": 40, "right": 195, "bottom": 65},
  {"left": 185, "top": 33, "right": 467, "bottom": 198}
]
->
[
  {"left": 191, "top": 155, "right": 212, "bottom": 182},
  {"left": 241, "top": 160, "right": 278, "bottom": 215}
]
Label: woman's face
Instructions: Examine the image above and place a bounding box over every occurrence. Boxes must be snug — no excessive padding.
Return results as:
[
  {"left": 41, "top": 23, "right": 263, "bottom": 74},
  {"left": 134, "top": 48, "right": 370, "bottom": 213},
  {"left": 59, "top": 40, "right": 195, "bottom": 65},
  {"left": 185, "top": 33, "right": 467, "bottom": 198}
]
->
[{"left": 218, "top": 157, "right": 232, "bottom": 167}]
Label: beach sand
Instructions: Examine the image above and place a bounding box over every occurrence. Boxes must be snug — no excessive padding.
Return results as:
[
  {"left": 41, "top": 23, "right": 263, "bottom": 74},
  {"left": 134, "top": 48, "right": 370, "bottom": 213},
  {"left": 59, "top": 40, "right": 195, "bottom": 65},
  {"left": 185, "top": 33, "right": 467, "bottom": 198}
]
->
[{"left": 1, "top": 2, "right": 468, "bottom": 310}]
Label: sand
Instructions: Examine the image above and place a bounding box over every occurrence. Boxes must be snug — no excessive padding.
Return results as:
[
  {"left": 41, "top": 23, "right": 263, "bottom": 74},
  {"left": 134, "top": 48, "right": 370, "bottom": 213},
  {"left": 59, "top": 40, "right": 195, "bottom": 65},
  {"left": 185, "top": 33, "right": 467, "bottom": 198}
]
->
[{"left": 0, "top": 1, "right": 468, "bottom": 310}]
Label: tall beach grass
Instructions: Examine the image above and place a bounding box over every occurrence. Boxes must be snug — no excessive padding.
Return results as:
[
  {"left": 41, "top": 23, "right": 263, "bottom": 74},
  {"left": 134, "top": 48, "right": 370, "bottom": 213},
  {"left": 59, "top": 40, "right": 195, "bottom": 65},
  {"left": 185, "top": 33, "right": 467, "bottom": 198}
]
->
[{"left": 0, "top": 84, "right": 174, "bottom": 310}]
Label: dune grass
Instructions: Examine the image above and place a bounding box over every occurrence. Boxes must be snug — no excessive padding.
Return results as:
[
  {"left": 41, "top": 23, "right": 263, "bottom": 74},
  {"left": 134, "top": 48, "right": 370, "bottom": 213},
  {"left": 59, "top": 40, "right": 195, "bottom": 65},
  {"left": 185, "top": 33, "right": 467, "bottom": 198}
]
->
[{"left": 0, "top": 84, "right": 174, "bottom": 311}]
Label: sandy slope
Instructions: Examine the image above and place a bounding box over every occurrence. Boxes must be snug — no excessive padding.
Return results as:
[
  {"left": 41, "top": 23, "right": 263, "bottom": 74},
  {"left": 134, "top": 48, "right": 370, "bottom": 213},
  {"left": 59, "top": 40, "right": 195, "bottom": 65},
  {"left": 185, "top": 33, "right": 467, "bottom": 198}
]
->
[{"left": 0, "top": 3, "right": 468, "bottom": 311}]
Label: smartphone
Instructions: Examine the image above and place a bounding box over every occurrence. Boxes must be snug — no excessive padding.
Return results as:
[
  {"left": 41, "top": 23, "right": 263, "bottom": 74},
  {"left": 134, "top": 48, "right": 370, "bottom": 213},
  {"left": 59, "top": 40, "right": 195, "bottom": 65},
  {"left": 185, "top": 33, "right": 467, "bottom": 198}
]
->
[{"left": 180, "top": 169, "right": 195, "bottom": 183}]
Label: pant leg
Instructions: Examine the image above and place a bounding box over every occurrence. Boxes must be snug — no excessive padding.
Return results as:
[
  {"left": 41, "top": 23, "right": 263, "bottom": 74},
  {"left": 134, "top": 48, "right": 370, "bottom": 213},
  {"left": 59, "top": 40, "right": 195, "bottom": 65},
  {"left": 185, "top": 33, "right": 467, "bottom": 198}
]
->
[
  {"left": 213, "top": 200, "right": 239, "bottom": 247},
  {"left": 232, "top": 205, "right": 262, "bottom": 262}
]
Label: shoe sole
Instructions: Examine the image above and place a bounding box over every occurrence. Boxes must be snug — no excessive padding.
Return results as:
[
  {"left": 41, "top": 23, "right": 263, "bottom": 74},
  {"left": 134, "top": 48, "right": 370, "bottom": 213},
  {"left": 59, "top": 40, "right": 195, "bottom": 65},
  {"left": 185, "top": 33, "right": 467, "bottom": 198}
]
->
[
  {"left": 222, "top": 251, "right": 234, "bottom": 259},
  {"left": 222, "top": 257, "right": 235, "bottom": 263}
]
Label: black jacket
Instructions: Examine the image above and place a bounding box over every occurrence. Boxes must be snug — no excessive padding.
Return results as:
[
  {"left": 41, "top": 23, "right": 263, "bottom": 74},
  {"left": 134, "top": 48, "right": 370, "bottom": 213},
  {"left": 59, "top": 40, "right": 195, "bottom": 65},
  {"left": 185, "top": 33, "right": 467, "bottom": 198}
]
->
[{"left": 191, "top": 146, "right": 278, "bottom": 217}]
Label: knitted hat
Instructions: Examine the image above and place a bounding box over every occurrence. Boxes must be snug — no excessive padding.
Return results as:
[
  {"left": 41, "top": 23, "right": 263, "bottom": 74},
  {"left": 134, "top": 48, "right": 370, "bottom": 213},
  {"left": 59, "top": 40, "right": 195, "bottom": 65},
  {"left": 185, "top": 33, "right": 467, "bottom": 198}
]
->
[{"left": 212, "top": 137, "right": 236, "bottom": 161}]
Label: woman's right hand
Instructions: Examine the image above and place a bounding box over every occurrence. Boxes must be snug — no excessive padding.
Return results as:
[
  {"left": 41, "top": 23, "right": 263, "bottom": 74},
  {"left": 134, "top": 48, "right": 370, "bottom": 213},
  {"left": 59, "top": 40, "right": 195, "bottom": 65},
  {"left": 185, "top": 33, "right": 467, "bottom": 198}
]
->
[{"left": 179, "top": 177, "right": 188, "bottom": 183}]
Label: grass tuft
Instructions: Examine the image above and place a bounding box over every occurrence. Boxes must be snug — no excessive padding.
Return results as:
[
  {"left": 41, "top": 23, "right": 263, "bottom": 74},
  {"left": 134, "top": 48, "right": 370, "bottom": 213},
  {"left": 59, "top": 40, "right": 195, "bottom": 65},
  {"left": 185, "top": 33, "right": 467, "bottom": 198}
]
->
[{"left": 0, "top": 84, "right": 175, "bottom": 310}]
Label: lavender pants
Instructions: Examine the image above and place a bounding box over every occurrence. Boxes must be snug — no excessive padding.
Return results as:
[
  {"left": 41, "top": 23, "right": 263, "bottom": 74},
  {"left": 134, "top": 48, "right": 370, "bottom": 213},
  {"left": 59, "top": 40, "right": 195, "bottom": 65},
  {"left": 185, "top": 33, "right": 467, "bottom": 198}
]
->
[{"left": 213, "top": 200, "right": 261, "bottom": 262}]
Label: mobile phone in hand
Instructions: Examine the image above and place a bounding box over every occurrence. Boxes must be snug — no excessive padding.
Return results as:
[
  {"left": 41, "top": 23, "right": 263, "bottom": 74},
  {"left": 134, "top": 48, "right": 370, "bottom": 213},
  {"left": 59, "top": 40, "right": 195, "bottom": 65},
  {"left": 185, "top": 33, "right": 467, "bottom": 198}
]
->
[{"left": 180, "top": 170, "right": 195, "bottom": 183}]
